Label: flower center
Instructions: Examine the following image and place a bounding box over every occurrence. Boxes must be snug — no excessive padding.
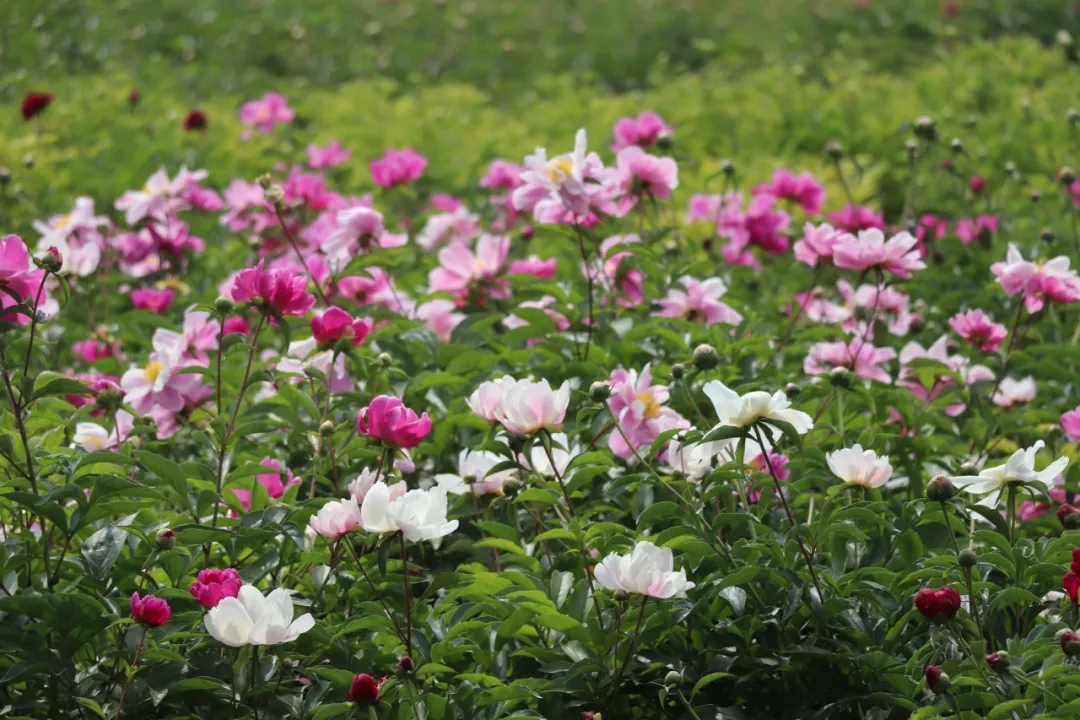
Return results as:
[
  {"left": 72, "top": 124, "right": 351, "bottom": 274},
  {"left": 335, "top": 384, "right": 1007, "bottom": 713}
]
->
[
  {"left": 636, "top": 390, "right": 661, "bottom": 419},
  {"left": 55, "top": 214, "right": 71, "bottom": 229},
  {"left": 84, "top": 435, "right": 104, "bottom": 449},
  {"left": 546, "top": 157, "right": 574, "bottom": 182},
  {"left": 143, "top": 359, "right": 164, "bottom": 384}
]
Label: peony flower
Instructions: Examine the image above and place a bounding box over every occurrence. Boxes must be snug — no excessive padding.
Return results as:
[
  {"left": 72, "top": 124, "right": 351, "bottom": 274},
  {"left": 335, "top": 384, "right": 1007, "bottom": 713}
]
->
[
  {"left": 587, "top": 235, "right": 646, "bottom": 307},
  {"left": 415, "top": 299, "right": 466, "bottom": 343},
  {"left": 435, "top": 449, "right": 516, "bottom": 496},
  {"left": 828, "top": 204, "right": 885, "bottom": 233},
  {"left": 468, "top": 377, "right": 518, "bottom": 423},
  {"left": 0, "top": 234, "right": 51, "bottom": 325},
  {"left": 951, "top": 441, "right": 1069, "bottom": 507},
  {"left": 273, "top": 337, "right": 354, "bottom": 395},
  {"left": 753, "top": 168, "right": 825, "bottom": 215},
  {"left": 594, "top": 541, "right": 695, "bottom": 598},
  {"left": 21, "top": 91, "right": 53, "bottom": 121},
  {"left": 897, "top": 336, "right": 992, "bottom": 416},
  {"left": 494, "top": 378, "right": 570, "bottom": 435},
  {"left": 521, "top": 432, "right": 579, "bottom": 478},
  {"left": 793, "top": 223, "right": 850, "bottom": 267},
  {"left": 308, "top": 497, "right": 362, "bottom": 538},
  {"left": 832, "top": 229, "right": 926, "bottom": 279},
  {"left": 826, "top": 444, "right": 893, "bottom": 488},
  {"left": 428, "top": 234, "right": 510, "bottom": 299},
  {"left": 949, "top": 309, "right": 1007, "bottom": 351},
  {"left": 190, "top": 568, "right": 242, "bottom": 609},
  {"left": 348, "top": 470, "right": 407, "bottom": 504},
  {"left": 184, "top": 109, "right": 208, "bottom": 131},
  {"left": 323, "top": 206, "right": 406, "bottom": 261},
  {"left": 359, "top": 482, "right": 459, "bottom": 543},
  {"left": 611, "top": 111, "right": 673, "bottom": 152},
  {"left": 837, "top": 281, "right": 913, "bottom": 336},
  {"left": 230, "top": 262, "right": 316, "bottom": 317},
  {"left": 73, "top": 410, "right": 134, "bottom": 452},
  {"left": 914, "top": 586, "right": 961, "bottom": 622},
  {"left": 370, "top": 148, "right": 427, "bottom": 189},
  {"left": 991, "top": 243, "right": 1080, "bottom": 313},
  {"left": 654, "top": 276, "right": 742, "bottom": 326},
  {"left": 131, "top": 592, "right": 171, "bottom": 626},
  {"left": 121, "top": 330, "right": 207, "bottom": 419},
  {"left": 238, "top": 92, "right": 294, "bottom": 135},
  {"left": 481, "top": 159, "right": 525, "bottom": 190},
  {"left": 955, "top": 215, "right": 998, "bottom": 246},
  {"left": 1063, "top": 549, "right": 1080, "bottom": 603},
  {"left": 502, "top": 296, "right": 570, "bottom": 343},
  {"left": 349, "top": 673, "right": 384, "bottom": 703},
  {"left": 804, "top": 338, "right": 896, "bottom": 384},
  {"left": 356, "top": 396, "right": 432, "bottom": 449},
  {"left": 609, "top": 146, "right": 679, "bottom": 214},
  {"left": 306, "top": 140, "right": 352, "bottom": 169},
  {"left": 131, "top": 288, "right": 175, "bottom": 313},
  {"left": 512, "top": 128, "right": 613, "bottom": 225},
  {"left": 416, "top": 206, "right": 481, "bottom": 250},
  {"left": 231, "top": 458, "right": 301, "bottom": 513},
  {"left": 1062, "top": 408, "right": 1080, "bottom": 442},
  {"left": 508, "top": 255, "right": 557, "bottom": 279},
  {"left": 702, "top": 381, "right": 813, "bottom": 433},
  {"left": 665, "top": 437, "right": 727, "bottom": 480},
  {"left": 203, "top": 586, "right": 315, "bottom": 647},
  {"left": 716, "top": 192, "right": 791, "bottom": 256},
  {"left": 606, "top": 365, "right": 689, "bottom": 461},
  {"left": 991, "top": 376, "right": 1036, "bottom": 408},
  {"left": 311, "top": 307, "right": 371, "bottom": 347}
]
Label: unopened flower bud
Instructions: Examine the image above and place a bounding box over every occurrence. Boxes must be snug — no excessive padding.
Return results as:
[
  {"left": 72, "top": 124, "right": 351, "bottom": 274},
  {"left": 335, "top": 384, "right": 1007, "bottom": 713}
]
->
[
  {"left": 692, "top": 344, "right": 720, "bottom": 371},
  {"left": 37, "top": 248, "right": 62, "bottom": 273},
  {"left": 397, "top": 655, "right": 414, "bottom": 672},
  {"left": 1031, "top": 190, "right": 1043, "bottom": 203},
  {"left": 670, "top": 363, "right": 687, "bottom": 380},
  {"left": 157, "top": 529, "right": 176, "bottom": 550},
  {"left": 214, "top": 297, "right": 234, "bottom": 315},
  {"left": 1041, "top": 228, "right": 1055, "bottom": 244},
  {"left": 521, "top": 225, "right": 535, "bottom": 242},
  {"left": 925, "top": 665, "right": 950, "bottom": 693},
  {"left": 1004, "top": 161, "right": 1019, "bottom": 179},
  {"left": 656, "top": 133, "right": 674, "bottom": 151},
  {"left": 985, "top": 651, "right": 1009, "bottom": 672},
  {"left": 1058, "top": 29, "right": 1074, "bottom": 48},
  {"left": 720, "top": 159, "right": 735, "bottom": 177},
  {"left": 949, "top": 138, "right": 964, "bottom": 154},
  {"left": 784, "top": 383, "right": 800, "bottom": 398},
  {"left": 1069, "top": 108, "right": 1080, "bottom": 126},
  {"left": 905, "top": 139, "right": 918, "bottom": 158},
  {"left": 256, "top": 173, "right": 274, "bottom": 190},
  {"left": 913, "top": 116, "right": 937, "bottom": 141},
  {"left": 1062, "top": 630, "right": 1080, "bottom": 656},
  {"left": 926, "top": 475, "right": 957, "bottom": 502},
  {"left": 377, "top": 352, "right": 393, "bottom": 369},
  {"left": 969, "top": 175, "right": 985, "bottom": 195},
  {"left": 1061, "top": 505, "right": 1080, "bottom": 529},
  {"left": 319, "top": 420, "right": 335, "bottom": 436},
  {"left": 263, "top": 184, "right": 285, "bottom": 205},
  {"left": 829, "top": 366, "right": 851, "bottom": 388},
  {"left": 0, "top": 167, "right": 10, "bottom": 187},
  {"left": 958, "top": 548, "right": 977, "bottom": 568},
  {"left": 582, "top": 713, "right": 601, "bottom": 720},
  {"left": 664, "top": 670, "right": 682, "bottom": 687},
  {"left": 23, "top": 155, "right": 34, "bottom": 169},
  {"left": 1060, "top": 166, "right": 1077, "bottom": 186},
  {"left": 589, "top": 382, "right": 611, "bottom": 403},
  {"left": 825, "top": 141, "right": 844, "bottom": 160}
]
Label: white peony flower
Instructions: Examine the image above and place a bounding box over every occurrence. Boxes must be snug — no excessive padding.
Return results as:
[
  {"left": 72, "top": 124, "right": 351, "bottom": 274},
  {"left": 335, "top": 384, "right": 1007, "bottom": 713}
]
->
[
  {"left": 594, "top": 541, "right": 695, "bottom": 599},
  {"left": 665, "top": 437, "right": 730, "bottom": 480},
  {"left": 702, "top": 381, "right": 813, "bottom": 434},
  {"left": 826, "top": 444, "right": 893, "bottom": 488},
  {"left": 467, "top": 376, "right": 518, "bottom": 424},
  {"left": 494, "top": 378, "right": 570, "bottom": 435},
  {"left": 521, "top": 432, "right": 579, "bottom": 478},
  {"left": 951, "top": 440, "right": 1069, "bottom": 507},
  {"left": 307, "top": 497, "right": 362, "bottom": 539},
  {"left": 435, "top": 449, "right": 516, "bottom": 496},
  {"left": 203, "top": 585, "right": 315, "bottom": 647},
  {"left": 347, "top": 469, "right": 407, "bottom": 504},
  {"left": 990, "top": 376, "right": 1036, "bottom": 408},
  {"left": 359, "top": 482, "right": 459, "bottom": 543}
]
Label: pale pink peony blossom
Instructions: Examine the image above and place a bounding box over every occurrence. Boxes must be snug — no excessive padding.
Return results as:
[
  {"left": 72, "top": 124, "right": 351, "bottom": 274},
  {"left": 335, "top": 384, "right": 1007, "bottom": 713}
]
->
[
  {"left": 753, "top": 168, "right": 825, "bottom": 214},
  {"left": 428, "top": 234, "right": 510, "bottom": 300},
  {"left": 897, "top": 336, "right": 994, "bottom": 416},
  {"left": 832, "top": 229, "right": 926, "bottom": 279},
  {"left": 494, "top": 379, "right": 571, "bottom": 435},
  {"left": 323, "top": 206, "right": 407, "bottom": 262},
  {"left": 990, "top": 243, "right": 1080, "bottom": 313},
  {"left": 468, "top": 376, "right": 518, "bottom": 424},
  {"left": 512, "top": 129, "right": 613, "bottom": 225},
  {"left": 416, "top": 207, "right": 481, "bottom": 250},
  {"left": 609, "top": 146, "right": 679, "bottom": 215},
  {"left": 414, "top": 299, "right": 465, "bottom": 343},
  {"left": 370, "top": 148, "right": 427, "bottom": 189},
  {"left": 611, "top": 111, "right": 674, "bottom": 153},
  {"left": 306, "top": 141, "right": 352, "bottom": 169},
  {"left": 1062, "top": 408, "right": 1080, "bottom": 442},
  {"left": 308, "top": 497, "right": 362, "bottom": 539},
  {"left": 991, "top": 376, "right": 1036, "bottom": 408},
  {"left": 955, "top": 215, "right": 999, "bottom": 246},
  {"left": 655, "top": 276, "right": 742, "bottom": 326},
  {"left": 804, "top": 338, "right": 896, "bottom": 384},
  {"left": 793, "top": 223, "right": 851, "bottom": 267},
  {"left": 239, "top": 92, "right": 294, "bottom": 135}
]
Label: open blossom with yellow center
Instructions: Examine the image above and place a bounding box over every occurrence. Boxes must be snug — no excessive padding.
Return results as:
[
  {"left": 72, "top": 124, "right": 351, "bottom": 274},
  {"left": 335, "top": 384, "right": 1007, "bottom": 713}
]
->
[
  {"left": 546, "top": 156, "right": 574, "bottom": 182},
  {"left": 635, "top": 390, "right": 662, "bottom": 419},
  {"left": 606, "top": 365, "right": 690, "bottom": 461},
  {"left": 143, "top": 359, "right": 164, "bottom": 384}
]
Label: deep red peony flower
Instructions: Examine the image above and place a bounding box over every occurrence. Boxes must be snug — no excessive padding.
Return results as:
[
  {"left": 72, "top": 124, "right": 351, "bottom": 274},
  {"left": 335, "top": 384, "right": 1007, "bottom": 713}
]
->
[
  {"left": 21, "top": 92, "right": 54, "bottom": 121},
  {"left": 184, "top": 109, "right": 208, "bottom": 132},
  {"left": 913, "top": 586, "right": 961, "bottom": 622}
]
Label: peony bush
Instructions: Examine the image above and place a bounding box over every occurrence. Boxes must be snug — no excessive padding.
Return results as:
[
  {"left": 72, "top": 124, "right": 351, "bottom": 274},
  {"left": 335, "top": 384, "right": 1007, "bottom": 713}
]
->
[{"left": 9, "top": 28, "right": 1080, "bottom": 720}]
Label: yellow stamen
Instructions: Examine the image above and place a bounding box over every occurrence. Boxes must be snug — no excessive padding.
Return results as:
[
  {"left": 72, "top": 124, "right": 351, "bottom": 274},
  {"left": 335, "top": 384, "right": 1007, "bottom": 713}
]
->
[
  {"left": 143, "top": 360, "right": 164, "bottom": 384},
  {"left": 636, "top": 390, "right": 661, "bottom": 419},
  {"left": 546, "top": 157, "right": 574, "bottom": 182}
]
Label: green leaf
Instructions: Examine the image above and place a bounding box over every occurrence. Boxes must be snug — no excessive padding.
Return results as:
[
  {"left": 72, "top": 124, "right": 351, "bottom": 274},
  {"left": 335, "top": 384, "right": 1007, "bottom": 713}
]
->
[
  {"left": 692, "top": 672, "right": 734, "bottom": 698},
  {"left": 81, "top": 526, "right": 128, "bottom": 581},
  {"left": 311, "top": 702, "right": 355, "bottom": 719}
]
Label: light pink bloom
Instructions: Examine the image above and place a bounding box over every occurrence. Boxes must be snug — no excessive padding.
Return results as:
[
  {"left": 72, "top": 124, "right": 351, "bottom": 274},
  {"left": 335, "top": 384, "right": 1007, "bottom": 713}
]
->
[
  {"left": 480, "top": 159, "right": 524, "bottom": 190},
  {"left": 73, "top": 338, "right": 122, "bottom": 364},
  {"left": 792, "top": 289, "right": 851, "bottom": 325},
  {"left": 348, "top": 469, "right": 408, "bottom": 504},
  {"left": 131, "top": 288, "right": 175, "bottom": 313},
  {"left": 468, "top": 376, "right": 517, "bottom": 423},
  {"left": 753, "top": 169, "right": 825, "bottom": 215},
  {"left": 311, "top": 308, "right": 371, "bottom": 347},
  {"left": 239, "top": 92, "right": 294, "bottom": 134},
  {"left": 435, "top": 449, "right": 517, "bottom": 496},
  {"left": 512, "top": 129, "right": 613, "bottom": 225},
  {"left": 606, "top": 366, "right": 689, "bottom": 461},
  {"left": 990, "top": 243, "right": 1080, "bottom": 313},
  {"left": 655, "top": 277, "right": 742, "bottom": 326},
  {"left": 610, "top": 146, "right": 679, "bottom": 215},
  {"left": 686, "top": 194, "right": 723, "bottom": 224},
  {"left": 323, "top": 206, "right": 407, "bottom": 261},
  {"left": 828, "top": 204, "right": 885, "bottom": 233},
  {"left": 416, "top": 207, "right": 481, "bottom": 250},
  {"left": 508, "top": 256, "right": 557, "bottom": 279},
  {"left": 231, "top": 262, "right": 316, "bottom": 317},
  {"left": 306, "top": 141, "right": 352, "bottom": 169},
  {"left": 357, "top": 396, "right": 432, "bottom": 449},
  {"left": 837, "top": 280, "right": 913, "bottom": 336},
  {"left": 587, "top": 235, "right": 645, "bottom": 307},
  {"left": 611, "top": 111, "right": 673, "bottom": 152},
  {"left": 955, "top": 215, "right": 999, "bottom": 246},
  {"left": 72, "top": 410, "right": 134, "bottom": 452},
  {"left": 429, "top": 193, "right": 463, "bottom": 212},
  {"left": 804, "top": 338, "right": 896, "bottom": 384},
  {"left": 370, "top": 148, "right": 427, "bottom": 189},
  {"left": 897, "top": 336, "right": 993, "bottom": 416},
  {"left": 220, "top": 179, "right": 270, "bottom": 231},
  {"left": 503, "top": 296, "right": 570, "bottom": 344},
  {"left": 494, "top": 379, "right": 570, "bottom": 435},
  {"left": 115, "top": 166, "right": 208, "bottom": 225},
  {"left": 274, "top": 337, "right": 354, "bottom": 394},
  {"left": 1062, "top": 408, "right": 1080, "bottom": 441},
  {"left": 308, "top": 497, "right": 361, "bottom": 539},
  {"left": 415, "top": 300, "right": 465, "bottom": 343},
  {"left": 793, "top": 223, "right": 851, "bottom": 267},
  {"left": 428, "top": 234, "right": 510, "bottom": 298},
  {"left": 832, "top": 229, "right": 926, "bottom": 279},
  {"left": 232, "top": 458, "right": 301, "bottom": 512},
  {"left": 991, "top": 376, "right": 1036, "bottom": 408},
  {"left": 121, "top": 330, "right": 207, "bottom": 418},
  {"left": 949, "top": 309, "right": 1007, "bottom": 351}
]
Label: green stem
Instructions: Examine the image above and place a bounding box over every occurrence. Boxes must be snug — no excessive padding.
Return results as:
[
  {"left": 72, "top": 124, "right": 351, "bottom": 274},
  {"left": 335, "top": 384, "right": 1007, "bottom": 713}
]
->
[
  {"left": 1007, "top": 484, "right": 1017, "bottom": 547},
  {"left": 676, "top": 689, "right": 704, "bottom": 720}
]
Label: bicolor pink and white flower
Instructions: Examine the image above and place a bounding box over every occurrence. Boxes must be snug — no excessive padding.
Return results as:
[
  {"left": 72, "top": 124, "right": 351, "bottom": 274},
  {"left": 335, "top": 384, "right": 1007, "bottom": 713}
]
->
[
  {"left": 991, "top": 243, "right": 1080, "bottom": 313},
  {"left": 606, "top": 366, "right": 689, "bottom": 461},
  {"left": 323, "top": 207, "right": 407, "bottom": 262},
  {"left": 826, "top": 445, "right": 893, "bottom": 488},
  {"left": 468, "top": 376, "right": 518, "bottom": 424},
  {"left": 655, "top": 277, "right": 742, "bottom": 326},
  {"left": 512, "top": 129, "right": 613, "bottom": 225},
  {"left": 991, "top": 376, "right": 1036, "bottom": 408},
  {"left": 832, "top": 229, "right": 926, "bottom": 279},
  {"left": 595, "top": 541, "right": 694, "bottom": 599},
  {"left": 494, "top": 378, "right": 571, "bottom": 435}
]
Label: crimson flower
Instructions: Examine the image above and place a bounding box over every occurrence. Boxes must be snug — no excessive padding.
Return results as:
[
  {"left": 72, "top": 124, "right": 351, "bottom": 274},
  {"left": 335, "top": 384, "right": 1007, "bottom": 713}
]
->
[
  {"left": 913, "top": 586, "right": 961, "bottom": 622},
  {"left": 21, "top": 92, "right": 53, "bottom": 121}
]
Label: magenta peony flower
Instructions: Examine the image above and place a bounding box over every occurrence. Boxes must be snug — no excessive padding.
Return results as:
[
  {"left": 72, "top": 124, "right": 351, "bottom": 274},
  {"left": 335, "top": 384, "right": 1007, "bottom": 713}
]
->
[
  {"left": 480, "top": 159, "right": 524, "bottom": 190},
  {"left": 131, "top": 288, "right": 175, "bottom": 313},
  {"left": 753, "top": 168, "right": 825, "bottom": 215},
  {"left": 1063, "top": 408, "right": 1080, "bottom": 442},
  {"left": 130, "top": 591, "right": 171, "bottom": 626},
  {"left": 190, "top": 568, "right": 243, "bottom": 609},
  {"left": 610, "top": 147, "right": 679, "bottom": 214},
  {"left": 231, "top": 262, "right": 316, "bottom": 317},
  {"left": 507, "top": 255, "right": 557, "bottom": 279},
  {"left": 828, "top": 204, "right": 885, "bottom": 233},
  {"left": 611, "top": 111, "right": 673, "bottom": 152},
  {"left": 955, "top": 215, "right": 998, "bottom": 245},
  {"left": 606, "top": 366, "right": 689, "bottom": 461},
  {"left": 897, "top": 336, "right": 993, "bottom": 416},
  {"left": 793, "top": 223, "right": 851, "bottom": 267},
  {"left": 0, "top": 234, "right": 51, "bottom": 325},
  {"left": 356, "top": 395, "right": 432, "bottom": 449},
  {"left": 231, "top": 458, "right": 302, "bottom": 513},
  {"left": 306, "top": 140, "right": 352, "bottom": 169},
  {"left": 717, "top": 192, "right": 791, "bottom": 256},
  {"left": 370, "top": 148, "right": 427, "bottom": 189},
  {"left": 238, "top": 92, "right": 294, "bottom": 135},
  {"left": 949, "top": 309, "right": 1006, "bottom": 351},
  {"left": 311, "top": 307, "right": 372, "bottom": 347}
]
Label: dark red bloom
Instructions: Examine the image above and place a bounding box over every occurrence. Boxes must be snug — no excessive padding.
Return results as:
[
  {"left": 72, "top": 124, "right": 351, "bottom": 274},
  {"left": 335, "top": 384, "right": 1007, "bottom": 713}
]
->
[
  {"left": 1064, "top": 549, "right": 1080, "bottom": 603},
  {"left": 396, "top": 656, "right": 413, "bottom": 672},
  {"left": 969, "top": 175, "right": 985, "bottom": 195},
  {"left": 21, "top": 92, "right": 54, "bottom": 121},
  {"left": 184, "top": 109, "right": 208, "bottom": 132},
  {"left": 925, "top": 665, "right": 948, "bottom": 692},
  {"left": 1062, "top": 631, "right": 1080, "bottom": 656},
  {"left": 348, "top": 673, "right": 384, "bottom": 703},
  {"left": 914, "top": 586, "right": 961, "bottom": 622},
  {"left": 129, "top": 90, "right": 142, "bottom": 107},
  {"left": 130, "top": 591, "right": 171, "bottom": 627},
  {"left": 1057, "top": 504, "right": 1080, "bottom": 525}
]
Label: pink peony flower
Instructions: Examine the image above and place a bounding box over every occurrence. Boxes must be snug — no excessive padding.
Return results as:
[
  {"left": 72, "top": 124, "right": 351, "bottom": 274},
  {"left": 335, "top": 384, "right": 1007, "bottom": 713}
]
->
[
  {"left": 324, "top": 206, "right": 407, "bottom": 261},
  {"left": 0, "top": 235, "right": 51, "bottom": 325},
  {"left": 955, "top": 215, "right": 998, "bottom": 246},
  {"left": 121, "top": 330, "right": 208, "bottom": 420},
  {"left": 311, "top": 307, "right": 372, "bottom": 347},
  {"left": 586, "top": 235, "right": 646, "bottom": 307},
  {"left": 231, "top": 458, "right": 302, "bottom": 513},
  {"left": 370, "top": 148, "right": 427, "bottom": 189},
  {"left": 793, "top": 223, "right": 851, "bottom": 267},
  {"left": 1062, "top": 408, "right": 1080, "bottom": 441},
  {"left": 897, "top": 336, "right": 993, "bottom": 416},
  {"left": 219, "top": 179, "right": 269, "bottom": 231},
  {"left": 429, "top": 193, "right": 463, "bottom": 212},
  {"left": 231, "top": 262, "right": 316, "bottom": 317},
  {"left": 686, "top": 194, "right": 723, "bottom": 224},
  {"left": 415, "top": 299, "right": 466, "bottom": 343},
  {"left": 238, "top": 92, "right": 294, "bottom": 135},
  {"left": 428, "top": 234, "right": 510, "bottom": 301},
  {"left": 73, "top": 338, "right": 122, "bottom": 364},
  {"left": 717, "top": 192, "right": 791, "bottom": 256},
  {"left": 503, "top": 296, "right": 571, "bottom": 345},
  {"left": 828, "top": 204, "right": 886, "bottom": 233},
  {"left": 357, "top": 396, "right": 432, "bottom": 449},
  {"left": 804, "top": 338, "right": 897, "bottom": 384},
  {"left": 416, "top": 206, "right": 481, "bottom": 250},
  {"left": 753, "top": 168, "right": 825, "bottom": 215},
  {"left": 837, "top": 280, "right": 913, "bottom": 336},
  {"left": 949, "top": 309, "right": 1006, "bottom": 351},
  {"left": 508, "top": 255, "right": 557, "bottom": 279},
  {"left": 792, "top": 289, "right": 851, "bottom": 325},
  {"left": 223, "top": 316, "right": 252, "bottom": 335},
  {"left": 832, "top": 229, "right": 926, "bottom": 279},
  {"left": 1018, "top": 476, "right": 1067, "bottom": 521},
  {"left": 991, "top": 376, "right": 1036, "bottom": 408},
  {"left": 606, "top": 365, "right": 689, "bottom": 461},
  {"left": 611, "top": 111, "right": 673, "bottom": 152},
  {"left": 190, "top": 568, "right": 242, "bottom": 608},
  {"left": 480, "top": 159, "right": 524, "bottom": 190},
  {"left": 131, "top": 288, "right": 175, "bottom": 313},
  {"left": 130, "top": 592, "right": 171, "bottom": 626},
  {"left": 512, "top": 129, "right": 614, "bottom": 225},
  {"left": 306, "top": 141, "right": 352, "bottom": 169},
  {"left": 610, "top": 147, "right": 679, "bottom": 215},
  {"left": 655, "top": 276, "right": 742, "bottom": 326},
  {"left": 274, "top": 337, "right": 354, "bottom": 395},
  {"left": 494, "top": 378, "right": 570, "bottom": 435},
  {"left": 990, "top": 243, "right": 1080, "bottom": 313}
]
